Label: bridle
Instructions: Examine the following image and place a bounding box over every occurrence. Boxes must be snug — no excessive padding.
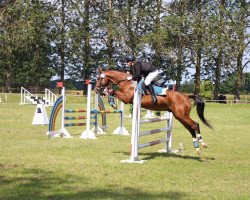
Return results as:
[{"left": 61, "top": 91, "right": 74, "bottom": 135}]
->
[{"left": 95, "top": 73, "right": 130, "bottom": 95}]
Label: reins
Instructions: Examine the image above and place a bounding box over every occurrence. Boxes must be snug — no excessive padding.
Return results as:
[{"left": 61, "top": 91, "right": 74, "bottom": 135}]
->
[{"left": 104, "top": 74, "right": 130, "bottom": 86}]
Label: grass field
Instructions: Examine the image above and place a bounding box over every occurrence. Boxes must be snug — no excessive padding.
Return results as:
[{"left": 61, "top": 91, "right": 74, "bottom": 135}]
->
[{"left": 0, "top": 93, "right": 249, "bottom": 200}]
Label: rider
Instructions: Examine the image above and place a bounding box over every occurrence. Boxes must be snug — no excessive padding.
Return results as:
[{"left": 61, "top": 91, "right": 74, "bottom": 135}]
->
[{"left": 125, "top": 54, "right": 159, "bottom": 103}]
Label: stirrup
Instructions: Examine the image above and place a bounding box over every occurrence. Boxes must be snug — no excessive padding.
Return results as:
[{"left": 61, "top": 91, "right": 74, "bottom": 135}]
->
[{"left": 151, "top": 95, "right": 157, "bottom": 103}]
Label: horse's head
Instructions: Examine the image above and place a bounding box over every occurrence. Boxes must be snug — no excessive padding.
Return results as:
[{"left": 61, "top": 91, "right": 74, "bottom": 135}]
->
[
  {"left": 94, "top": 68, "right": 131, "bottom": 97},
  {"left": 94, "top": 68, "right": 113, "bottom": 96}
]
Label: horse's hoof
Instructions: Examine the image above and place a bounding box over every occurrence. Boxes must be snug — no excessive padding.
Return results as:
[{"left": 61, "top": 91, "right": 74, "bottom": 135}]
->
[
  {"left": 196, "top": 148, "right": 202, "bottom": 155},
  {"left": 201, "top": 142, "right": 207, "bottom": 148}
]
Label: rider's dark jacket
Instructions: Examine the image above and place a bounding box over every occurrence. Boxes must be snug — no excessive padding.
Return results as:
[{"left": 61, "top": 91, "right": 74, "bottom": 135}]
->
[{"left": 130, "top": 60, "right": 157, "bottom": 82}]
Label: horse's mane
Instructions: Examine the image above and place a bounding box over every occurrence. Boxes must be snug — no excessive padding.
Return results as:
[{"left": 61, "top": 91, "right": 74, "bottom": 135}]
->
[{"left": 104, "top": 70, "right": 130, "bottom": 80}]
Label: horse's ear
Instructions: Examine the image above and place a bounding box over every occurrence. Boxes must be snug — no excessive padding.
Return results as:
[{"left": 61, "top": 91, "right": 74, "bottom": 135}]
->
[{"left": 98, "top": 68, "right": 102, "bottom": 74}]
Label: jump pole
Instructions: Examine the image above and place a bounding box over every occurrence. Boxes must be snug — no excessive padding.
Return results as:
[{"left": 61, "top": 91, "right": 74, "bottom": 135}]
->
[
  {"left": 94, "top": 93, "right": 129, "bottom": 135},
  {"left": 121, "top": 82, "right": 142, "bottom": 163},
  {"left": 121, "top": 81, "right": 176, "bottom": 164},
  {"left": 80, "top": 81, "right": 96, "bottom": 139},
  {"left": 92, "top": 93, "right": 106, "bottom": 134},
  {"left": 47, "top": 83, "right": 96, "bottom": 139}
]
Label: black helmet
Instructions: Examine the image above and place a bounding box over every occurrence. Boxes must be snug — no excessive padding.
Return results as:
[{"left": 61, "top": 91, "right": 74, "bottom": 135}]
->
[{"left": 125, "top": 54, "right": 135, "bottom": 62}]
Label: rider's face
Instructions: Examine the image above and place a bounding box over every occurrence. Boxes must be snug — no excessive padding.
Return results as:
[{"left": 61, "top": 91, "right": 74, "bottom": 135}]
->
[{"left": 127, "top": 61, "right": 133, "bottom": 67}]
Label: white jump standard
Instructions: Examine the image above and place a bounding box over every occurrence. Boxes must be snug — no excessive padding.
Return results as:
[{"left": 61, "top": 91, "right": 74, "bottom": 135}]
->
[{"left": 121, "top": 82, "right": 177, "bottom": 164}]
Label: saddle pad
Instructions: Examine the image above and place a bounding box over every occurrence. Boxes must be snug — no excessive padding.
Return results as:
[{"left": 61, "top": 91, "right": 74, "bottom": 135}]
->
[
  {"left": 153, "top": 85, "right": 168, "bottom": 96},
  {"left": 137, "top": 80, "right": 167, "bottom": 96}
]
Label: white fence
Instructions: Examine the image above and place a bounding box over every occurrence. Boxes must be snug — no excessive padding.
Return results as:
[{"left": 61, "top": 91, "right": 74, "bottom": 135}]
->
[{"left": 20, "top": 87, "right": 57, "bottom": 106}]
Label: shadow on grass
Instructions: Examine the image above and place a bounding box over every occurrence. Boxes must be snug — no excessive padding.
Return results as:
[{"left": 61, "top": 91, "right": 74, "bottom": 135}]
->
[
  {"left": 141, "top": 152, "right": 215, "bottom": 162},
  {"left": 0, "top": 164, "right": 187, "bottom": 200},
  {"left": 115, "top": 151, "right": 215, "bottom": 162}
]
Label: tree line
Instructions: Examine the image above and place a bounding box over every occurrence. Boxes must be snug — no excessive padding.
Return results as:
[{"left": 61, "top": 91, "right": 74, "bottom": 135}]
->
[{"left": 0, "top": 0, "right": 249, "bottom": 100}]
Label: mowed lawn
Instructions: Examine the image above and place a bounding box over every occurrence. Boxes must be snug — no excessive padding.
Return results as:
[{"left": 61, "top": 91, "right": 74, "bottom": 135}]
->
[{"left": 0, "top": 93, "right": 249, "bottom": 200}]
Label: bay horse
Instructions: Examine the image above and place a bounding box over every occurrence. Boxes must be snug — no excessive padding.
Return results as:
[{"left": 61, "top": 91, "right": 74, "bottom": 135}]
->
[{"left": 94, "top": 69, "right": 213, "bottom": 154}]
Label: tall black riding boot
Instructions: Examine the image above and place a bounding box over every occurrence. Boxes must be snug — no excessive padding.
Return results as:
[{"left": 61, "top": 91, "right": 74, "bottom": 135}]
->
[{"left": 147, "top": 84, "right": 157, "bottom": 103}]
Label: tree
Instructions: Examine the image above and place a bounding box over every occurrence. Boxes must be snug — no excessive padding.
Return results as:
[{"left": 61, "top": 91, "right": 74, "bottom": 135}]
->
[
  {"left": 230, "top": 0, "right": 250, "bottom": 101},
  {"left": 0, "top": 0, "right": 54, "bottom": 92},
  {"left": 166, "top": 0, "right": 191, "bottom": 90},
  {"left": 200, "top": 80, "right": 214, "bottom": 100},
  {"left": 211, "top": 0, "right": 226, "bottom": 100}
]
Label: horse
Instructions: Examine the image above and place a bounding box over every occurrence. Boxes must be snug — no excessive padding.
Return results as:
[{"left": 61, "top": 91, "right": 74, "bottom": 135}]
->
[{"left": 94, "top": 69, "right": 213, "bottom": 154}]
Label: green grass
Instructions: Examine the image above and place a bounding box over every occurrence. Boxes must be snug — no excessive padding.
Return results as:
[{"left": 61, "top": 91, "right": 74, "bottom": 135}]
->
[{"left": 0, "top": 93, "right": 250, "bottom": 200}]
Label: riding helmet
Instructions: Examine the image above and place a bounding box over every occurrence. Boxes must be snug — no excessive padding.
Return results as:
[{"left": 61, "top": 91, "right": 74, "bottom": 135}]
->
[{"left": 125, "top": 54, "right": 135, "bottom": 62}]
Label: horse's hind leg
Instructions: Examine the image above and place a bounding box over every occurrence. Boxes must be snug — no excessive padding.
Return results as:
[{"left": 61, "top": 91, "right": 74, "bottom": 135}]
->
[
  {"left": 195, "top": 123, "right": 207, "bottom": 148},
  {"left": 175, "top": 116, "right": 206, "bottom": 155}
]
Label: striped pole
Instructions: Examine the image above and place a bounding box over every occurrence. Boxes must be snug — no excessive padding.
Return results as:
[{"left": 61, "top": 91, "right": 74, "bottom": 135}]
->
[
  {"left": 64, "top": 116, "right": 87, "bottom": 120},
  {"left": 65, "top": 109, "right": 87, "bottom": 113},
  {"left": 91, "top": 93, "right": 105, "bottom": 134},
  {"left": 139, "top": 138, "right": 168, "bottom": 149},
  {"left": 139, "top": 127, "right": 171, "bottom": 137},
  {"left": 140, "top": 117, "right": 169, "bottom": 124}
]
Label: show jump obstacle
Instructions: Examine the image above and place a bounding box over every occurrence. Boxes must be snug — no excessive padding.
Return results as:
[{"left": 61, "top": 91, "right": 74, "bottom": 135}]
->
[
  {"left": 46, "top": 81, "right": 129, "bottom": 139},
  {"left": 121, "top": 82, "right": 175, "bottom": 164},
  {"left": 20, "top": 87, "right": 57, "bottom": 106}
]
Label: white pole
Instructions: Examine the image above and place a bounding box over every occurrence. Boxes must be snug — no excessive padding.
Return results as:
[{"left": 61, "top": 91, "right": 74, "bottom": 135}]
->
[
  {"left": 86, "top": 84, "right": 91, "bottom": 132},
  {"left": 60, "top": 87, "right": 72, "bottom": 138},
  {"left": 112, "top": 101, "right": 129, "bottom": 135},
  {"left": 120, "top": 102, "right": 124, "bottom": 130},
  {"left": 166, "top": 112, "right": 173, "bottom": 152},
  {"left": 130, "top": 87, "right": 139, "bottom": 161},
  {"left": 61, "top": 87, "right": 65, "bottom": 132},
  {"left": 20, "top": 87, "right": 23, "bottom": 104},
  {"left": 121, "top": 85, "right": 144, "bottom": 163},
  {"left": 121, "top": 82, "right": 144, "bottom": 163},
  {"left": 80, "top": 82, "right": 96, "bottom": 139}
]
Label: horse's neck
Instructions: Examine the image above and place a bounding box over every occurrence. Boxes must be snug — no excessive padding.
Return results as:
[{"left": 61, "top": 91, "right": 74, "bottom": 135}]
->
[
  {"left": 115, "top": 79, "right": 134, "bottom": 104},
  {"left": 107, "top": 71, "right": 128, "bottom": 82},
  {"left": 105, "top": 70, "right": 134, "bottom": 103}
]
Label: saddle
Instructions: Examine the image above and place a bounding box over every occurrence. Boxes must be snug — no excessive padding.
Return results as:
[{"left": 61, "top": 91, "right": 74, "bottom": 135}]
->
[{"left": 138, "top": 80, "right": 168, "bottom": 96}]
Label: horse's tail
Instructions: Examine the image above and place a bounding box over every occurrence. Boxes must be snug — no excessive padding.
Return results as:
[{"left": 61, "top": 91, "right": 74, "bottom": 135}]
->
[{"left": 188, "top": 95, "right": 213, "bottom": 129}]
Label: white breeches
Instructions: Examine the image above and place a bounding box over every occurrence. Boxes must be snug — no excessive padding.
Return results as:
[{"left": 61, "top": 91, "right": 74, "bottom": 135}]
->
[{"left": 144, "top": 70, "right": 159, "bottom": 86}]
